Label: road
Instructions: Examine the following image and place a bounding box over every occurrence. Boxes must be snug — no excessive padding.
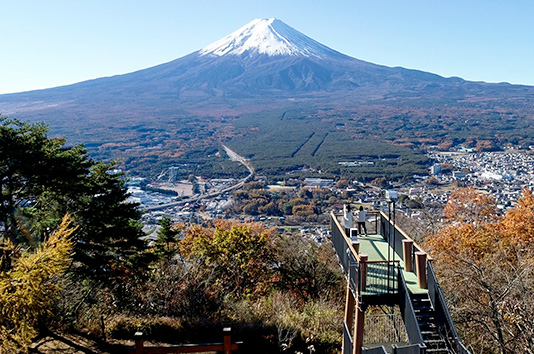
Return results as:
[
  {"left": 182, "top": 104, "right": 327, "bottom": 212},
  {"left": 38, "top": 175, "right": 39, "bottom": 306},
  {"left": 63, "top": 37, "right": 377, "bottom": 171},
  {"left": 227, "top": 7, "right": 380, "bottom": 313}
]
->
[
  {"left": 143, "top": 145, "right": 253, "bottom": 211},
  {"left": 222, "top": 144, "right": 255, "bottom": 175}
]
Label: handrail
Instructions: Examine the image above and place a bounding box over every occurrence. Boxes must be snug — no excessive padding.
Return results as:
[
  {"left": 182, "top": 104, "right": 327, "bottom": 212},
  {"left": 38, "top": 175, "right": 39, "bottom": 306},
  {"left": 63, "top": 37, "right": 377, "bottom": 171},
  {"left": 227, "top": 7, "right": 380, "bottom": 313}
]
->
[
  {"left": 129, "top": 328, "right": 241, "bottom": 354},
  {"left": 428, "top": 262, "right": 471, "bottom": 354},
  {"left": 380, "top": 211, "right": 431, "bottom": 261},
  {"left": 362, "top": 346, "right": 388, "bottom": 354},
  {"left": 398, "top": 270, "right": 425, "bottom": 346},
  {"left": 331, "top": 210, "right": 362, "bottom": 262},
  {"left": 332, "top": 210, "right": 380, "bottom": 235}
]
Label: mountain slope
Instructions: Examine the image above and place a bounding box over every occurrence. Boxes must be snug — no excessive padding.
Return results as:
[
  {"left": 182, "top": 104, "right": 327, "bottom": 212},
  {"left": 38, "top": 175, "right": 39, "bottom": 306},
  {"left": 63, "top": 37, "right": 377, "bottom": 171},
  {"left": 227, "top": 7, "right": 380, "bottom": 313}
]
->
[
  {"left": 4, "top": 17, "right": 533, "bottom": 116},
  {"left": 1, "top": 18, "right": 534, "bottom": 180}
]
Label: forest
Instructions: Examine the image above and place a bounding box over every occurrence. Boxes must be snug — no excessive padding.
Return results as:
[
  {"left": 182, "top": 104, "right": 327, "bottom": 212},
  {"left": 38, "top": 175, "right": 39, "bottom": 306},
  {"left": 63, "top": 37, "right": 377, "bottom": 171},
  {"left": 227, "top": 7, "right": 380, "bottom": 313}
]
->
[
  {"left": 0, "top": 117, "right": 345, "bottom": 353},
  {"left": 64, "top": 101, "right": 534, "bottom": 184}
]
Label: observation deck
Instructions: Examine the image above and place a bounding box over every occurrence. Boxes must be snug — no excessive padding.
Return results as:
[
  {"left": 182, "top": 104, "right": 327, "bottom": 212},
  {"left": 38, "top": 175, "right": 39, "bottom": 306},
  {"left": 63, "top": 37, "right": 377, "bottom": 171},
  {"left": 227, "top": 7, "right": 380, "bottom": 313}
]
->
[{"left": 331, "top": 210, "right": 470, "bottom": 354}]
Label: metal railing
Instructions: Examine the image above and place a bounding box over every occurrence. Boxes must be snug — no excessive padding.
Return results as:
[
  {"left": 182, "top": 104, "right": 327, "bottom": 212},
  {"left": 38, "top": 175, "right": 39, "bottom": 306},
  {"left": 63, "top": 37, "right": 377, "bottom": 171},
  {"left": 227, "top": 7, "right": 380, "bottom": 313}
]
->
[
  {"left": 392, "top": 343, "right": 427, "bottom": 354},
  {"left": 362, "top": 346, "right": 388, "bottom": 354},
  {"left": 398, "top": 271, "right": 425, "bottom": 347},
  {"left": 331, "top": 212, "right": 353, "bottom": 275},
  {"left": 428, "top": 263, "right": 471, "bottom": 354},
  {"left": 344, "top": 322, "right": 353, "bottom": 354},
  {"left": 364, "top": 261, "right": 399, "bottom": 296}
]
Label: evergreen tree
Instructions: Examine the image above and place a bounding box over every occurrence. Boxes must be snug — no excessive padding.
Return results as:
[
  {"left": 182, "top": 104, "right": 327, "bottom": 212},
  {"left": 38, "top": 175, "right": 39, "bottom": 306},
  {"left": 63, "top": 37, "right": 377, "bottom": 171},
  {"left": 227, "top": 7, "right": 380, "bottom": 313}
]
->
[
  {"left": 155, "top": 215, "right": 180, "bottom": 257},
  {"left": 0, "top": 117, "right": 149, "bottom": 281}
]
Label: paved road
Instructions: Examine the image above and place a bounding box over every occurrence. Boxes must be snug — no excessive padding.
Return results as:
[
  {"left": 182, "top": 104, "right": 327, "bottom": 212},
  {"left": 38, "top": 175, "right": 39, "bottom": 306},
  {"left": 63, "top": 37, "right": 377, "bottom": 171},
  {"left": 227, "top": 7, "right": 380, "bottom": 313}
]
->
[
  {"left": 222, "top": 144, "right": 255, "bottom": 174},
  {"left": 143, "top": 145, "right": 253, "bottom": 211}
]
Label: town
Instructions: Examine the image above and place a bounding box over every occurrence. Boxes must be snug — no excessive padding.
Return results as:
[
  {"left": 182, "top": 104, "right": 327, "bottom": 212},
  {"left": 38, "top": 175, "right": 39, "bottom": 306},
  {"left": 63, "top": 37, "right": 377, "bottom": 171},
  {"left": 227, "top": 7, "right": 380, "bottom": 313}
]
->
[{"left": 130, "top": 147, "right": 534, "bottom": 243}]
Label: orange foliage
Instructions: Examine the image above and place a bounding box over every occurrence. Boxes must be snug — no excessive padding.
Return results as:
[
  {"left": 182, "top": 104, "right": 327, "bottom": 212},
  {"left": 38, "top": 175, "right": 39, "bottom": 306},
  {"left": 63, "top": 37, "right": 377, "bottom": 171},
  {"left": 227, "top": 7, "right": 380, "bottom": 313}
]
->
[
  {"left": 443, "top": 187, "right": 497, "bottom": 223},
  {"left": 426, "top": 188, "right": 534, "bottom": 353},
  {"left": 498, "top": 189, "right": 534, "bottom": 246}
]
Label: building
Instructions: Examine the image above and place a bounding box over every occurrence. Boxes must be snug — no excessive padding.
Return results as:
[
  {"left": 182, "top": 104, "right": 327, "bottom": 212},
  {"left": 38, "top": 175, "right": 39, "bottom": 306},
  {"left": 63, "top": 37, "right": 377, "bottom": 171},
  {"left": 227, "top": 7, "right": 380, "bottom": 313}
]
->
[
  {"left": 304, "top": 178, "right": 335, "bottom": 188},
  {"left": 430, "top": 164, "right": 442, "bottom": 175}
]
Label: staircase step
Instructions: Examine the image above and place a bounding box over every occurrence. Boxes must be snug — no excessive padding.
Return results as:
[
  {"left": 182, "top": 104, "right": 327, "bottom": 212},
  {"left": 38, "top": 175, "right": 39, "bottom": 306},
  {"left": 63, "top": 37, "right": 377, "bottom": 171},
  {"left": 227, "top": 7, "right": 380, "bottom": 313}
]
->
[
  {"left": 422, "top": 333, "right": 441, "bottom": 341},
  {"left": 417, "top": 312, "right": 436, "bottom": 318},
  {"left": 426, "top": 349, "right": 449, "bottom": 354},
  {"left": 419, "top": 321, "right": 438, "bottom": 327},
  {"left": 414, "top": 308, "right": 432, "bottom": 312},
  {"left": 426, "top": 340, "right": 448, "bottom": 349},
  {"left": 426, "top": 339, "right": 446, "bottom": 345}
]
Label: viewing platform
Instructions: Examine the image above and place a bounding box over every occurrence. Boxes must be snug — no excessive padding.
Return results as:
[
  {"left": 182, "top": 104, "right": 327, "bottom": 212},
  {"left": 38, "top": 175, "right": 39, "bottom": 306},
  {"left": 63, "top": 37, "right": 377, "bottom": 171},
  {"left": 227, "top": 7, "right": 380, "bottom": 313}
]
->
[{"left": 330, "top": 209, "right": 470, "bottom": 354}]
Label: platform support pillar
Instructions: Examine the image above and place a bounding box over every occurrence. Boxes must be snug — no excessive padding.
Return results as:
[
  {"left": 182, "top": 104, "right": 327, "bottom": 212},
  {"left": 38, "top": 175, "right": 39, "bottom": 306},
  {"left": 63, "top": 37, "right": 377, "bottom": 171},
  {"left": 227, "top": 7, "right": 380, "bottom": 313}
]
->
[
  {"left": 403, "top": 240, "right": 414, "bottom": 272},
  {"left": 343, "top": 281, "right": 356, "bottom": 354},
  {"left": 353, "top": 299, "right": 365, "bottom": 354}
]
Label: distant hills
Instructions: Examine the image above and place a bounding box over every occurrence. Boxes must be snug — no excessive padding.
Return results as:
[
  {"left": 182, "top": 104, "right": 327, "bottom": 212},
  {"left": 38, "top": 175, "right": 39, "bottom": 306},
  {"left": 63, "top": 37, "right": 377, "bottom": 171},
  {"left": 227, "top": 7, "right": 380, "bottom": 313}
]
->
[{"left": 2, "top": 18, "right": 534, "bottom": 180}]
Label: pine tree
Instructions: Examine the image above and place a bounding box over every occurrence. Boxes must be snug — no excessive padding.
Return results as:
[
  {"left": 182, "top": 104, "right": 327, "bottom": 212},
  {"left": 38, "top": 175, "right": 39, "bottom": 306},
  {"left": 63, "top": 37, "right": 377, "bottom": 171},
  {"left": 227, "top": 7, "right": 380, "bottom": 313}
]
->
[
  {"left": 154, "top": 215, "right": 180, "bottom": 257},
  {"left": 0, "top": 117, "right": 149, "bottom": 281}
]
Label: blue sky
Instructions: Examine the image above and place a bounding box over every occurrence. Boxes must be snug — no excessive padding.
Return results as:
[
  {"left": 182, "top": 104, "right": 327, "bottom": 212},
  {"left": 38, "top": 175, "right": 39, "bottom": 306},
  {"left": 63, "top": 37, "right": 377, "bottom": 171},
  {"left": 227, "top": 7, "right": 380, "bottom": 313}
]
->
[{"left": 1, "top": 0, "right": 533, "bottom": 94}]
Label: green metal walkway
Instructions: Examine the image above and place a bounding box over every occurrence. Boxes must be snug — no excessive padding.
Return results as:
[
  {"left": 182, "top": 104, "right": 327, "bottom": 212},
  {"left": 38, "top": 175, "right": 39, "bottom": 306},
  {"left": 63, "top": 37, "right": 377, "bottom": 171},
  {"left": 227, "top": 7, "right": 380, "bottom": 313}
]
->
[{"left": 354, "top": 233, "right": 427, "bottom": 295}]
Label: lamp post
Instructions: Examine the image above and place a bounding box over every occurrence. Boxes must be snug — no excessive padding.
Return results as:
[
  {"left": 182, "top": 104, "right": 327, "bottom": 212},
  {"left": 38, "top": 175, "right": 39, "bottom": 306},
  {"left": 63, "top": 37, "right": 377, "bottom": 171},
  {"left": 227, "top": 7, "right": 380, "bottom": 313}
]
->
[{"left": 385, "top": 189, "right": 398, "bottom": 296}]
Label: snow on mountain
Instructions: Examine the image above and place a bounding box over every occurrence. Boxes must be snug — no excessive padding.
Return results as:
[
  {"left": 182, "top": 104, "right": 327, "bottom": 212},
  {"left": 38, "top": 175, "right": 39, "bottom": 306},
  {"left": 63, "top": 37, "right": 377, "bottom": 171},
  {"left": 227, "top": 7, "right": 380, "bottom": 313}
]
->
[{"left": 199, "top": 18, "right": 343, "bottom": 58}]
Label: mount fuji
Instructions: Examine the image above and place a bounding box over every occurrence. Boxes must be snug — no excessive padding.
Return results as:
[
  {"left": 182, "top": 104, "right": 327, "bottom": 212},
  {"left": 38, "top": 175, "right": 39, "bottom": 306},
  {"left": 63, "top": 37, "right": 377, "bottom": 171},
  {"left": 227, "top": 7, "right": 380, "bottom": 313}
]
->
[
  {"left": 4, "top": 17, "right": 530, "bottom": 118},
  {"left": 1, "top": 18, "right": 534, "bottom": 178}
]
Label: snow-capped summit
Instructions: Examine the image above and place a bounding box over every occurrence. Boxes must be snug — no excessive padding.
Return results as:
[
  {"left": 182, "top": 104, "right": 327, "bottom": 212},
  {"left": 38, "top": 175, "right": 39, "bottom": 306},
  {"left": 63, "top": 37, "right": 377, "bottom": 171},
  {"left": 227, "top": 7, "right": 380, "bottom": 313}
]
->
[{"left": 199, "top": 18, "right": 343, "bottom": 58}]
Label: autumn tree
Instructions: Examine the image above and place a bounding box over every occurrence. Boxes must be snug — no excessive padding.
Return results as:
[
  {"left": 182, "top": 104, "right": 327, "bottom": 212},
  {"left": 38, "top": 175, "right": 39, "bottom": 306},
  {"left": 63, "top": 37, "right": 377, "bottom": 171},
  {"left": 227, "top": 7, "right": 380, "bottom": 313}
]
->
[
  {"left": 180, "top": 220, "right": 277, "bottom": 298},
  {"left": 0, "top": 215, "right": 74, "bottom": 352},
  {"left": 442, "top": 187, "right": 498, "bottom": 223},
  {"left": 426, "top": 188, "right": 534, "bottom": 354},
  {"left": 371, "top": 177, "right": 387, "bottom": 188},
  {"left": 275, "top": 235, "right": 344, "bottom": 301},
  {"left": 336, "top": 179, "right": 349, "bottom": 188}
]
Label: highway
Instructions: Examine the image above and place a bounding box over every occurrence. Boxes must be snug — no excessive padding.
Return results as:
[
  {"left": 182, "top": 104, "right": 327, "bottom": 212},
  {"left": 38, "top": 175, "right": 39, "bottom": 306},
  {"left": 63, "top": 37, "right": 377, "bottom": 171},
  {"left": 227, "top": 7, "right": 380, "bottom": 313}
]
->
[{"left": 143, "top": 145, "right": 253, "bottom": 212}]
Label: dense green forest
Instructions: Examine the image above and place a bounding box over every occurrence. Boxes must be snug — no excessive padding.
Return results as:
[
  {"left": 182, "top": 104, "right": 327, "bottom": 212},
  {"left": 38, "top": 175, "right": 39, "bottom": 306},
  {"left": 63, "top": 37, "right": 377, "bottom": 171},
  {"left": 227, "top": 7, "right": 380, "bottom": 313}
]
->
[{"left": 226, "top": 109, "right": 429, "bottom": 181}]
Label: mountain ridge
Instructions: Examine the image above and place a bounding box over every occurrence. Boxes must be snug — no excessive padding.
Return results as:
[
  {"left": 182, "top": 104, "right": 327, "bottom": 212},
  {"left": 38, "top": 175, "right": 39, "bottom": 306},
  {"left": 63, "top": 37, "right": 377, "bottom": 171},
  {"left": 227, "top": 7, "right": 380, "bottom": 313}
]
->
[{"left": 2, "top": 17, "right": 533, "bottom": 107}]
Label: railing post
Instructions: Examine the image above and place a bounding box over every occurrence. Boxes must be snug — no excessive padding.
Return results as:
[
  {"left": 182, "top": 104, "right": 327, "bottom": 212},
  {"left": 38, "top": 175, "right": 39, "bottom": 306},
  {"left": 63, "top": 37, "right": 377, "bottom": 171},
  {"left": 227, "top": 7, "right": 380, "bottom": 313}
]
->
[
  {"left": 415, "top": 252, "right": 427, "bottom": 289},
  {"left": 374, "top": 212, "right": 378, "bottom": 235},
  {"left": 223, "top": 327, "right": 231, "bottom": 354},
  {"left": 402, "top": 240, "right": 413, "bottom": 272},
  {"left": 351, "top": 240, "right": 360, "bottom": 254},
  {"left": 134, "top": 332, "right": 144, "bottom": 354},
  {"left": 359, "top": 254, "right": 368, "bottom": 292}
]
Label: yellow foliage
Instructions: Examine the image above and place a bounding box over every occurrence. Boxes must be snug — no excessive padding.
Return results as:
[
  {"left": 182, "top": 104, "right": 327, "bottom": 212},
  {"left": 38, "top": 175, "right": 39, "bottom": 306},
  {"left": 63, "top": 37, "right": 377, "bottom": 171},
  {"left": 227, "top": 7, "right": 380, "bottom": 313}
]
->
[
  {"left": 0, "top": 214, "right": 75, "bottom": 353},
  {"left": 179, "top": 220, "right": 277, "bottom": 298}
]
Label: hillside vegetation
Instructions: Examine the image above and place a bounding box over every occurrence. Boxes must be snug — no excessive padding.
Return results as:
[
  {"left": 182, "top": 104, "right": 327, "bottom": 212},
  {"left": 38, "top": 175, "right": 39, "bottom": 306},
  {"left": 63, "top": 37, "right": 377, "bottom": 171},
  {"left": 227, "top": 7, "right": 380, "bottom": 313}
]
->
[
  {"left": 0, "top": 117, "right": 345, "bottom": 353},
  {"left": 426, "top": 188, "right": 534, "bottom": 354}
]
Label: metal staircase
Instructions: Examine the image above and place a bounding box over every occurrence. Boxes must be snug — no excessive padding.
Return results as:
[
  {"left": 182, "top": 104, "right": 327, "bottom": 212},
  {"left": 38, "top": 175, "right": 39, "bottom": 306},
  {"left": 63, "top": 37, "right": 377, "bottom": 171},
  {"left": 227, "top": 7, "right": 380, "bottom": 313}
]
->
[{"left": 411, "top": 293, "right": 450, "bottom": 354}]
